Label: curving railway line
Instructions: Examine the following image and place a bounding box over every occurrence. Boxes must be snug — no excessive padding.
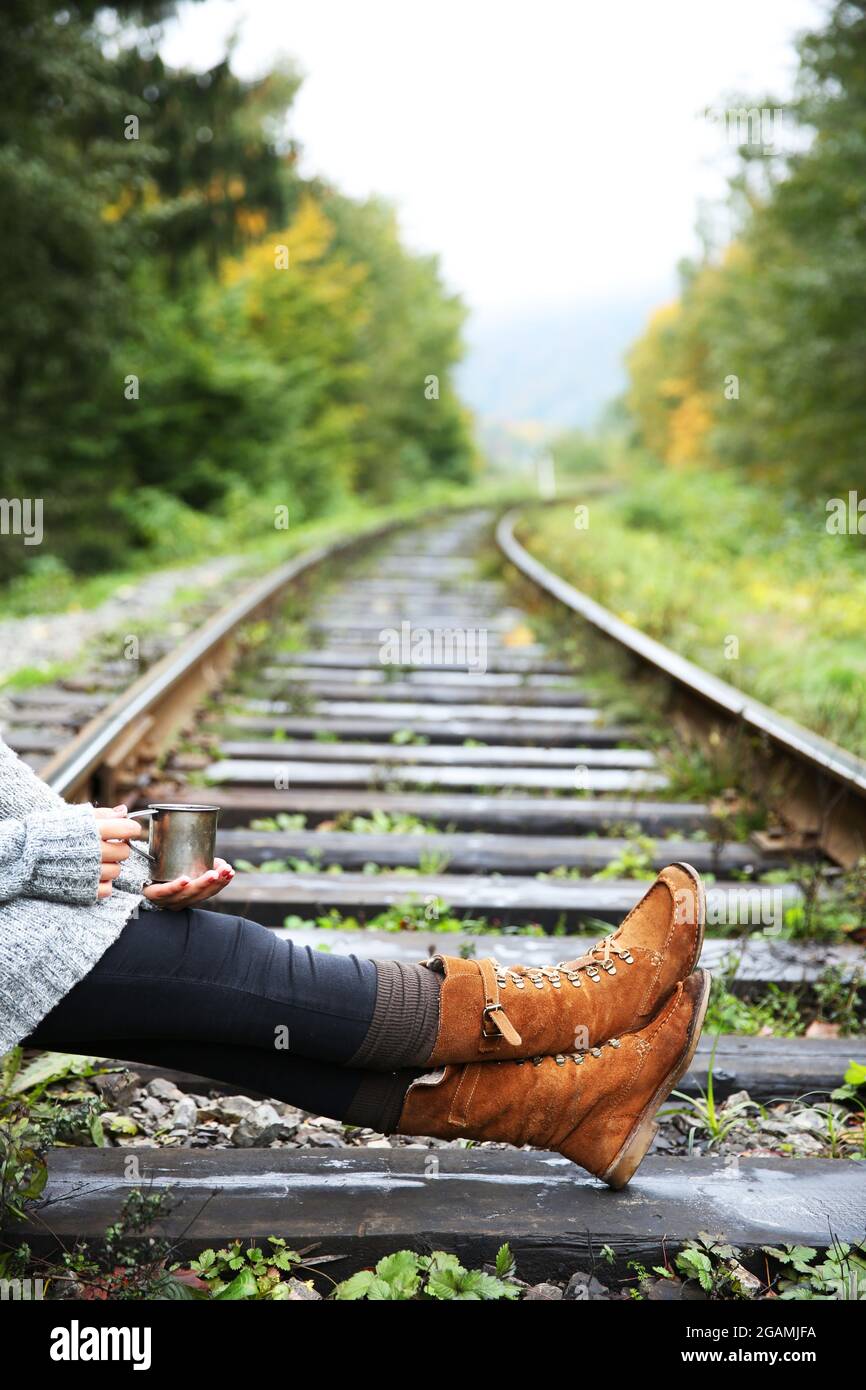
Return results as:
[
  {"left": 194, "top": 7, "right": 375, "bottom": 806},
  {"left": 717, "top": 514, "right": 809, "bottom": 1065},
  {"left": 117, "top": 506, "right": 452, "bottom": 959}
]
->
[{"left": 3, "top": 506, "right": 866, "bottom": 1278}]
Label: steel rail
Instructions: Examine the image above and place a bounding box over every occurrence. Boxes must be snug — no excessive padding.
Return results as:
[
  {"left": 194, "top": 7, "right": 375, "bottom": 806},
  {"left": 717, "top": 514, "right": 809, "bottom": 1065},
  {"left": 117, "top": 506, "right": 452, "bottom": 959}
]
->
[
  {"left": 41, "top": 519, "right": 406, "bottom": 800},
  {"left": 496, "top": 507, "right": 866, "bottom": 801}
]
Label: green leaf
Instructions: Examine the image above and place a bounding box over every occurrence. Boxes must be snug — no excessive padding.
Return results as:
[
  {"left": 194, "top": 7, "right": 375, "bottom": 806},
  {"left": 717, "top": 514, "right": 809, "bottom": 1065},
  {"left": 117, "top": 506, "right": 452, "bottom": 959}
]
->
[
  {"left": 459, "top": 1271, "right": 520, "bottom": 1301},
  {"left": 212, "top": 1267, "right": 258, "bottom": 1300},
  {"left": 366, "top": 1277, "right": 410, "bottom": 1300},
  {"left": 425, "top": 1268, "right": 466, "bottom": 1300},
  {"left": 844, "top": 1061, "right": 866, "bottom": 1089},
  {"left": 333, "top": 1270, "right": 376, "bottom": 1300},
  {"left": 675, "top": 1249, "right": 714, "bottom": 1291},
  {"left": 19, "top": 1161, "right": 48, "bottom": 1202},
  {"left": 156, "top": 1276, "right": 200, "bottom": 1301},
  {"left": 495, "top": 1242, "right": 516, "bottom": 1278},
  {"left": 373, "top": 1250, "right": 420, "bottom": 1297},
  {"left": 8, "top": 1052, "right": 105, "bottom": 1097},
  {"left": 424, "top": 1251, "right": 462, "bottom": 1275}
]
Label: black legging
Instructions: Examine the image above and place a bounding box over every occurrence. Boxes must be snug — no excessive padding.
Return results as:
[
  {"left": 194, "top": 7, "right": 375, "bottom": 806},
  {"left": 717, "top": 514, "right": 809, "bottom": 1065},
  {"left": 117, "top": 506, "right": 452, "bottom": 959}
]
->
[{"left": 26, "top": 908, "right": 404, "bottom": 1120}]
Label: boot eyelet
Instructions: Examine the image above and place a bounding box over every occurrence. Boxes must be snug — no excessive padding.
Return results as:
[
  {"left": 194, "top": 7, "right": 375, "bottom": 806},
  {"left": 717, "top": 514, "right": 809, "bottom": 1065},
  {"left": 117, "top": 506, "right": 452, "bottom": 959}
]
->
[{"left": 590, "top": 1047, "right": 602, "bottom": 1057}]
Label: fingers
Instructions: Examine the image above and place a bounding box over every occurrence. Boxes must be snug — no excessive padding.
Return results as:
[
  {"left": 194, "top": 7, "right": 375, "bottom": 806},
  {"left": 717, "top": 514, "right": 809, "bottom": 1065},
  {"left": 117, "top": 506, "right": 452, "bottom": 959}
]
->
[
  {"left": 93, "top": 804, "right": 129, "bottom": 820},
  {"left": 99, "top": 863, "right": 122, "bottom": 882},
  {"left": 97, "top": 882, "right": 114, "bottom": 899},
  {"left": 143, "top": 875, "right": 194, "bottom": 903},
  {"left": 142, "top": 860, "right": 235, "bottom": 908},
  {"left": 100, "top": 840, "right": 131, "bottom": 864},
  {"left": 98, "top": 817, "right": 144, "bottom": 842},
  {"left": 144, "top": 872, "right": 217, "bottom": 906}
]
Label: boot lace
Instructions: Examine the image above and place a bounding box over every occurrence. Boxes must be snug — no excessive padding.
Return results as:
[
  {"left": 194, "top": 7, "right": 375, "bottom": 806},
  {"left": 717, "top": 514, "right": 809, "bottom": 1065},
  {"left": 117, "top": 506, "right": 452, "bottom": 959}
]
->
[
  {"left": 493, "top": 935, "right": 634, "bottom": 991},
  {"left": 514, "top": 1038, "right": 623, "bottom": 1066}
]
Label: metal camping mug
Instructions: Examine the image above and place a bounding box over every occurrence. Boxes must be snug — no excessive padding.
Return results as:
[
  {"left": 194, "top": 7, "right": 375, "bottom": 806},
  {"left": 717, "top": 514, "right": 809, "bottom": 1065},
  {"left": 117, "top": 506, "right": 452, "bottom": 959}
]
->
[{"left": 128, "top": 804, "right": 221, "bottom": 883}]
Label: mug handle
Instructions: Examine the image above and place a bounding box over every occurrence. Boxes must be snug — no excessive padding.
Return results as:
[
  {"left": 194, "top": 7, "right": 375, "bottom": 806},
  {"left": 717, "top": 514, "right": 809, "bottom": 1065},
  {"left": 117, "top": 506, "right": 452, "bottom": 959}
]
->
[{"left": 127, "top": 810, "right": 155, "bottom": 863}]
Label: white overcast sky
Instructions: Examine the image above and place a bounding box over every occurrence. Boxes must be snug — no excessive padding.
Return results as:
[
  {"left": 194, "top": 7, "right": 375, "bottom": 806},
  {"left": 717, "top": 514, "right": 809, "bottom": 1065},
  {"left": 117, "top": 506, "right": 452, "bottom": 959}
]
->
[{"left": 160, "top": 0, "right": 825, "bottom": 317}]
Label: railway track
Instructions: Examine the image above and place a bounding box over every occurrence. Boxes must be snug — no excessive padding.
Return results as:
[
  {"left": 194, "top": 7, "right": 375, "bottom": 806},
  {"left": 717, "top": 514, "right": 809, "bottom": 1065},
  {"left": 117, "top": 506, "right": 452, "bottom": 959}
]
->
[{"left": 4, "top": 506, "right": 866, "bottom": 1286}]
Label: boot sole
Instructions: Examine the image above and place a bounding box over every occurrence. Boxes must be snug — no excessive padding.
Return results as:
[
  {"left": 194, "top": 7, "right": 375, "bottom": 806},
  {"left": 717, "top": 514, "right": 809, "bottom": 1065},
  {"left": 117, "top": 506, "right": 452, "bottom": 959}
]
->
[
  {"left": 599, "top": 968, "right": 712, "bottom": 1191},
  {"left": 671, "top": 861, "right": 706, "bottom": 975}
]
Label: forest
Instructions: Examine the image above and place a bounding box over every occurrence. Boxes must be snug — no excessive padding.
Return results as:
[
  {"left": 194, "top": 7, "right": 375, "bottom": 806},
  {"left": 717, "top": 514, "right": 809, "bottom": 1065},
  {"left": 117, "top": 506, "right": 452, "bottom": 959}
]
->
[
  {"left": 622, "top": 0, "right": 866, "bottom": 496},
  {"left": 0, "top": 0, "right": 474, "bottom": 588}
]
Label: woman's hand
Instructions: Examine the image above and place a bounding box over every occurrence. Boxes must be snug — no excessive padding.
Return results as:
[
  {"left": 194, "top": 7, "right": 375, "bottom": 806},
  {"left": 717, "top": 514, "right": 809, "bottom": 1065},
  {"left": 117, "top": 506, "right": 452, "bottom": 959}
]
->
[
  {"left": 143, "top": 858, "right": 235, "bottom": 908},
  {"left": 94, "top": 805, "right": 145, "bottom": 899}
]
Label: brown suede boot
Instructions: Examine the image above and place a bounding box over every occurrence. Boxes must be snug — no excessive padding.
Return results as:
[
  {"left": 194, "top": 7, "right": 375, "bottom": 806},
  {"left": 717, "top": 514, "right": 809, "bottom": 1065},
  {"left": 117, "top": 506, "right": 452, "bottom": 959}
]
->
[
  {"left": 424, "top": 863, "right": 704, "bottom": 1064},
  {"left": 398, "top": 969, "right": 710, "bottom": 1189}
]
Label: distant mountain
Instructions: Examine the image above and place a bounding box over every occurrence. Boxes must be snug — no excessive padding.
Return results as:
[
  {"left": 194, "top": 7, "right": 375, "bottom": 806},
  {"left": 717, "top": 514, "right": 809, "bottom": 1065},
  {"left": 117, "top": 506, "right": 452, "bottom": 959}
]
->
[{"left": 457, "top": 286, "right": 672, "bottom": 430}]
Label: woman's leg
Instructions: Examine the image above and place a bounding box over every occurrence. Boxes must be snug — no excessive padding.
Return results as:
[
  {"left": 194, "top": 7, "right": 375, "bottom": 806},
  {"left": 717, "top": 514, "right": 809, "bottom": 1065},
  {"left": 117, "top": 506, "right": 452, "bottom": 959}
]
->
[
  {"left": 25, "top": 906, "right": 435, "bottom": 1131},
  {"left": 27, "top": 906, "right": 439, "bottom": 1067}
]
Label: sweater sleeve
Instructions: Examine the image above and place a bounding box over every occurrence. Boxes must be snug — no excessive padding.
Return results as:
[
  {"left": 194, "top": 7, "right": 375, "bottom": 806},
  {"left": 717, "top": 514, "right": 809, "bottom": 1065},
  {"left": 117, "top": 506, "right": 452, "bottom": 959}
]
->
[
  {"left": 112, "top": 841, "right": 153, "bottom": 898},
  {"left": 0, "top": 734, "right": 152, "bottom": 908},
  {"left": 0, "top": 802, "right": 101, "bottom": 905},
  {"left": 0, "top": 733, "right": 67, "bottom": 818}
]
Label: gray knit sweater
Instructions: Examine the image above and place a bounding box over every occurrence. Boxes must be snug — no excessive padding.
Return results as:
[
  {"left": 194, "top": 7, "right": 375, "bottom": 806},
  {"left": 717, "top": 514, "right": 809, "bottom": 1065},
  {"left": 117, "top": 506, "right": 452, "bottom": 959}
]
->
[{"left": 0, "top": 734, "right": 151, "bottom": 1054}]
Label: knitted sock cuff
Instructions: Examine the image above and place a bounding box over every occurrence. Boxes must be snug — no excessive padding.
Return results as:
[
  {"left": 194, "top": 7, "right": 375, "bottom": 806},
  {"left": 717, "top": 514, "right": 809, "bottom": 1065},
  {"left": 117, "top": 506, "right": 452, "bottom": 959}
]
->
[
  {"left": 347, "top": 960, "right": 441, "bottom": 1070},
  {"left": 344, "top": 1067, "right": 422, "bottom": 1134}
]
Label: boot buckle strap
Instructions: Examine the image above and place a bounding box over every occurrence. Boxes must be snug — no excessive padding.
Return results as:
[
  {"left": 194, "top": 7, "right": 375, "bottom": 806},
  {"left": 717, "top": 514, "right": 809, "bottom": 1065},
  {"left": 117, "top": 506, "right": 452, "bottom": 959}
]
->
[
  {"left": 477, "top": 957, "right": 523, "bottom": 1047},
  {"left": 481, "top": 1002, "right": 523, "bottom": 1046}
]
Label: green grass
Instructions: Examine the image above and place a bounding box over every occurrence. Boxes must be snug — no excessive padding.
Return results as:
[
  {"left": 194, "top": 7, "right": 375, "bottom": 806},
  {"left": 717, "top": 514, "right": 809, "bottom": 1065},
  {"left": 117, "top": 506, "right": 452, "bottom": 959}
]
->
[
  {"left": 519, "top": 460, "right": 866, "bottom": 756},
  {"left": 0, "top": 474, "right": 536, "bottom": 624}
]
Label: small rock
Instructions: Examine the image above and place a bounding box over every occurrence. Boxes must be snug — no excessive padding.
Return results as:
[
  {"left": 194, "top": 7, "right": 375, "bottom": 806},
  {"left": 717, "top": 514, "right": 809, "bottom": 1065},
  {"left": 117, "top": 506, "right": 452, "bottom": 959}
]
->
[
  {"left": 725, "top": 1090, "right": 752, "bottom": 1109},
  {"left": 805, "top": 1020, "right": 840, "bottom": 1039},
  {"left": 145, "top": 1078, "right": 186, "bottom": 1102},
  {"left": 171, "top": 1096, "right": 199, "bottom": 1132},
  {"left": 101, "top": 1112, "right": 139, "bottom": 1137},
  {"left": 137, "top": 1097, "right": 168, "bottom": 1124},
  {"left": 297, "top": 1122, "right": 345, "bottom": 1144},
  {"left": 728, "top": 1261, "right": 762, "bottom": 1297},
  {"left": 231, "top": 1102, "right": 285, "bottom": 1148},
  {"left": 198, "top": 1096, "right": 257, "bottom": 1124},
  {"left": 564, "top": 1272, "right": 609, "bottom": 1301},
  {"left": 523, "top": 1282, "right": 563, "bottom": 1300},
  {"left": 649, "top": 1131, "right": 676, "bottom": 1151},
  {"left": 646, "top": 1276, "right": 686, "bottom": 1301},
  {"left": 285, "top": 1278, "right": 321, "bottom": 1301},
  {"left": 787, "top": 1133, "right": 825, "bottom": 1156},
  {"left": 760, "top": 1119, "right": 795, "bottom": 1137},
  {"left": 91, "top": 1071, "right": 141, "bottom": 1109},
  {"left": 366, "top": 1138, "right": 392, "bottom": 1148},
  {"left": 307, "top": 1115, "right": 343, "bottom": 1132},
  {"left": 647, "top": 1273, "right": 708, "bottom": 1295},
  {"left": 788, "top": 1109, "right": 828, "bottom": 1134},
  {"left": 269, "top": 1101, "right": 303, "bottom": 1122}
]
